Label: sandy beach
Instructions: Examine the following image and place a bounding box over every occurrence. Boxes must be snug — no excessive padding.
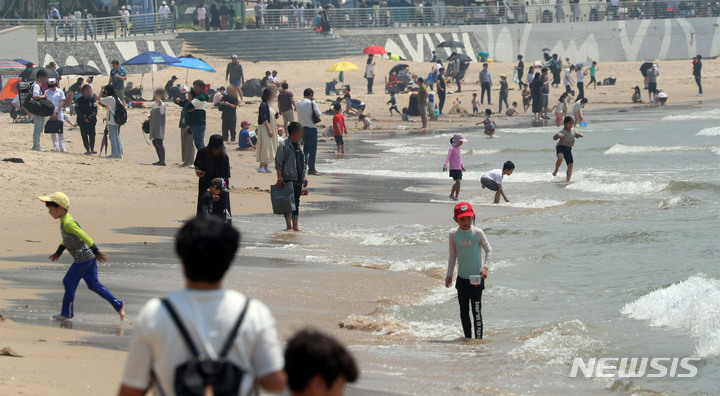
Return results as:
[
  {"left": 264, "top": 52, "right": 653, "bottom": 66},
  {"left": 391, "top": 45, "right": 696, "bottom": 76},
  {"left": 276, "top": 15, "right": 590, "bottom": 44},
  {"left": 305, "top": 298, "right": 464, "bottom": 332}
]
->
[{"left": 0, "top": 49, "right": 718, "bottom": 395}]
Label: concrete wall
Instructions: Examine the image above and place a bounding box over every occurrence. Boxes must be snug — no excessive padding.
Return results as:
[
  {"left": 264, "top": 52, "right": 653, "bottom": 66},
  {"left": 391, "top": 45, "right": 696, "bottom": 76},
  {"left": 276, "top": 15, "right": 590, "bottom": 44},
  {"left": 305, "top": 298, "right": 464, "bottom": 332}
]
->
[
  {"left": 37, "top": 39, "right": 184, "bottom": 75},
  {"left": 337, "top": 17, "right": 720, "bottom": 63},
  {"left": 0, "top": 27, "right": 39, "bottom": 64}
]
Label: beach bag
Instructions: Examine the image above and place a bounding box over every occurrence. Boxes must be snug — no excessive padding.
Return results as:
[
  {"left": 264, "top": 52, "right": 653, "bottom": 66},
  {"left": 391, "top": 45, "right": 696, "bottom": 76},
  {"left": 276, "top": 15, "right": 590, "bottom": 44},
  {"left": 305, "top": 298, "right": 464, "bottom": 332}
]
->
[
  {"left": 20, "top": 82, "right": 55, "bottom": 117},
  {"left": 310, "top": 102, "right": 321, "bottom": 124},
  {"left": 44, "top": 119, "right": 64, "bottom": 134},
  {"left": 159, "top": 298, "right": 251, "bottom": 396},
  {"left": 142, "top": 119, "right": 150, "bottom": 134},
  {"left": 270, "top": 182, "right": 295, "bottom": 215},
  {"left": 113, "top": 97, "right": 127, "bottom": 125}
]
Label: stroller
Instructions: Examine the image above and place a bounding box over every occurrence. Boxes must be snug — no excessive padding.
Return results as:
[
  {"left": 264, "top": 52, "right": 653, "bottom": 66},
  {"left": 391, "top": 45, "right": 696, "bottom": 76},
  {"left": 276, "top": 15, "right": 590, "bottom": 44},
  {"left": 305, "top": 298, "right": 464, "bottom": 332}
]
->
[{"left": 125, "top": 81, "right": 144, "bottom": 101}]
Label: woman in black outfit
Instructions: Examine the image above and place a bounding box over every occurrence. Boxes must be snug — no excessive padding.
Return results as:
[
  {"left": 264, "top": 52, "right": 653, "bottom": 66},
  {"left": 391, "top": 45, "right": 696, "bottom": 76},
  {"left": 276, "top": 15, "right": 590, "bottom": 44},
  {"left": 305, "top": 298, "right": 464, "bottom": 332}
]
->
[
  {"left": 194, "top": 134, "right": 231, "bottom": 220},
  {"left": 529, "top": 72, "right": 543, "bottom": 121},
  {"left": 210, "top": 3, "right": 221, "bottom": 30},
  {"left": 75, "top": 84, "right": 98, "bottom": 155}
]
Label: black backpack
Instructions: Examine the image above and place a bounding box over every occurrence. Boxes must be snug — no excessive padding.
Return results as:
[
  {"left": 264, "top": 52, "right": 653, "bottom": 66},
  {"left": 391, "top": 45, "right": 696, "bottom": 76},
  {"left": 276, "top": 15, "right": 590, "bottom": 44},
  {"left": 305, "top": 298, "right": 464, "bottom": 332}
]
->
[
  {"left": 113, "top": 97, "right": 128, "bottom": 125},
  {"left": 19, "top": 82, "right": 55, "bottom": 117},
  {"left": 158, "top": 298, "right": 251, "bottom": 396}
]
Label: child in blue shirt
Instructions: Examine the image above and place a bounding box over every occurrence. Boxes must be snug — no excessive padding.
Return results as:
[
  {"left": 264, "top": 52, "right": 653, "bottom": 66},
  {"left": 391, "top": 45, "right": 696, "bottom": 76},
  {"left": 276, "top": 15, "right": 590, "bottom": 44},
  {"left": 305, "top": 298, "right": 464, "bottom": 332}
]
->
[
  {"left": 445, "top": 202, "right": 492, "bottom": 339},
  {"left": 237, "top": 120, "right": 255, "bottom": 150}
]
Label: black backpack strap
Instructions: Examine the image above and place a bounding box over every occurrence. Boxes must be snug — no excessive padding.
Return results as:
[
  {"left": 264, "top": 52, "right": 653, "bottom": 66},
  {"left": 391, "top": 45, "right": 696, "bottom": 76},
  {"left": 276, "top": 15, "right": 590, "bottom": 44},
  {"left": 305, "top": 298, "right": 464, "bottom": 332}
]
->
[
  {"left": 218, "top": 298, "right": 251, "bottom": 359},
  {"left": 161, "top": 298, "right": 201, "bottom": 358}
]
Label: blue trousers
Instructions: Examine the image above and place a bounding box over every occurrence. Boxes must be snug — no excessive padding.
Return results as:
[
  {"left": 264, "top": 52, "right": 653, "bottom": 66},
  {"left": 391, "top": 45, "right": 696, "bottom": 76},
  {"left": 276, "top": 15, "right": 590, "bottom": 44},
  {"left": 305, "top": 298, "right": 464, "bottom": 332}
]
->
[
  {"left": 190, "top": 124, "right": 206, "bottom": 149},
  {"left": 61, "top": 258, "right": 123, "bottom": 318},
  {"left": 108, "top": 124, "right": 123, "bottom": 157},
  {"left": 302, "top": 127, "right": 318, "bottom": 173}
]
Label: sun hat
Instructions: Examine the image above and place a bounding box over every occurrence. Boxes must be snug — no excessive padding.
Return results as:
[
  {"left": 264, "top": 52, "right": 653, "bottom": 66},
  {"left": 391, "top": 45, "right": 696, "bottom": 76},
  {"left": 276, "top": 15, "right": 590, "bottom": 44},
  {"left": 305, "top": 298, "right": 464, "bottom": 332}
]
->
[
  {"left": 452, "top": 133, "right": 468, "bottom": 146},
  {"left": 207, "top": 134, "right": 225, "bottom": 150},
  {"left": 39, "top": 192, "right": 70, "bottom": 209},
  {"left": 231, "top": 55, "right": 238, "bottom": 59},
  {"left": 47, "top": 78, "right": 57, "bottom": 85},
  {"left": 454, "top": 202, "right": 475, "bottom": 219},
  {"left": 210, "top": 178, "right": 229, "bottom": 192}
]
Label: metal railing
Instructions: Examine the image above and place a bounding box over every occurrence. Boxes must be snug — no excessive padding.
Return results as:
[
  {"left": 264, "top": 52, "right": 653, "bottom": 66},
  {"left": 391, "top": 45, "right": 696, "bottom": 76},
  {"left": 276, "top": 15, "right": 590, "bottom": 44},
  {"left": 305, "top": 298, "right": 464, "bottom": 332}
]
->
[
  {"left": 251, "top": 1, "right": 720, "bottom": 30},
  {"left": 0, "top": 13, "right": 175, "bottom": 41}
]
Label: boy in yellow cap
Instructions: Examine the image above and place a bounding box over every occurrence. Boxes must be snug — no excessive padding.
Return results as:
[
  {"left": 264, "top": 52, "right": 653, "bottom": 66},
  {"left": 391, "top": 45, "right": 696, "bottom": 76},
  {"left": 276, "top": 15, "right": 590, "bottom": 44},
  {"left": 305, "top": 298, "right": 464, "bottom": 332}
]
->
[{"left": 39, "top": 192, "right": 124, "bottom": 321}]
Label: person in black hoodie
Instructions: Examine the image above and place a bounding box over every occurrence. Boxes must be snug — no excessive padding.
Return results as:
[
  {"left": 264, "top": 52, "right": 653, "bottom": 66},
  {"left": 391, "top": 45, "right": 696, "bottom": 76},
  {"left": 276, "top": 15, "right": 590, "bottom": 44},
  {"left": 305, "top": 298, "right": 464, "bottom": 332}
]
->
[
  {"left": 75, "top": 84, "right": 97, "bottom": 154},
  {"left": 194, "top": 134, "right": 231, "bottom": 220}
]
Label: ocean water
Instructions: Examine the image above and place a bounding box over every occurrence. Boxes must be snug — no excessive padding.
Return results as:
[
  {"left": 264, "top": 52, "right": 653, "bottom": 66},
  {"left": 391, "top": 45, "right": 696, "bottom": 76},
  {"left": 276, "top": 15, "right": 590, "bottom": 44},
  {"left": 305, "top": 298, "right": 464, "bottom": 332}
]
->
[
  {"left": 1, "top": 105, "right": 719, "bottom": 394},
  {"left": 232, "top": 105, "right": 719, "bottom": 395}
]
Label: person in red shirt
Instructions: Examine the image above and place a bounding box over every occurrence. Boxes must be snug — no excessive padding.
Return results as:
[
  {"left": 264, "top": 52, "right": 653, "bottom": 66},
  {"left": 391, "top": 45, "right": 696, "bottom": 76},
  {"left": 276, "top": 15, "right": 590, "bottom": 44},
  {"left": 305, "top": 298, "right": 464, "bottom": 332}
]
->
[{"left": 332, "top": 103, "right": 347, "bottom": 154}]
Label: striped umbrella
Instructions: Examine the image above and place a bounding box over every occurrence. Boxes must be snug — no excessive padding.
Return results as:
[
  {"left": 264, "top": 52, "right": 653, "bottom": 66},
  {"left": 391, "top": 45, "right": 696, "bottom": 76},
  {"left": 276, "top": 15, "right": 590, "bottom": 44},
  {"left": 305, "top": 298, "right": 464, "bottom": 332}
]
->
[{"left": 0, "top": 59, "right": 27, "bottom": 76}]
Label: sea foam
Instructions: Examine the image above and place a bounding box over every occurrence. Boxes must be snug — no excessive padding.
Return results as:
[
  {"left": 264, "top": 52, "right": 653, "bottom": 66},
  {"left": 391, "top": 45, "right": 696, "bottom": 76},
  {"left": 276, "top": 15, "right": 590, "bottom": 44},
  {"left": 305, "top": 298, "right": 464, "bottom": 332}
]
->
[
  {"left": 604, "top": 144, "right": 708, "bottom": 155},
  {"left": 663, "top": 109, "right": 720, "bottom": 121},
  {"left": 697, "top": 127, "right": 720, "bottom": 136},
  {"left": 622, "top": 274, "right": 720, "bottom": 358}
]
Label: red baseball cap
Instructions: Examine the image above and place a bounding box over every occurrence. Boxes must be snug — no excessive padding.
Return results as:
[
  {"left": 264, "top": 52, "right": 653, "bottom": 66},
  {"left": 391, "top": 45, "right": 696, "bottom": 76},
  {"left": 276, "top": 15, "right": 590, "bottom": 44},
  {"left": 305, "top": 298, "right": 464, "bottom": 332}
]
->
[{"left": 454, "top": 202, "right": 475, "bottom": 218}]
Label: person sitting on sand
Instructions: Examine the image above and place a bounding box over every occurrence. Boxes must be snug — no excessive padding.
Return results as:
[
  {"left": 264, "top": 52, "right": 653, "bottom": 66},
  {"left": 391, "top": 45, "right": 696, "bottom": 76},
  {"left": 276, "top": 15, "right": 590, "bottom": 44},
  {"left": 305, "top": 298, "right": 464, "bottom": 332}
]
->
[
  {"left": 553, "top": 116, "right": 584, "bottom": 182},
  {"left": 356, "top": 114, "right": 372, "bottom": 130},
  {"left": 117, "top": 217, "right": 286, "bottom": 396},
  {"left": 655, "top": 89, "right": 668, "bottom": 105},
  {"left": 481, "top": 161, "right": 515, "bottom": 204},
  {"left": 39, "top": 192, "right": 124, "bottom": 322},
  {"left": 285, "top": 329, "right": 359, "bottom": 396},
  {"left": 445, "top": 202, "right": 492, "bottom": 339},
  {"left": 632, "top": 86, "right": 643, "bottom": 103},
  {"left": 506, "top": 101, "right": 518, "bottom": 117}
]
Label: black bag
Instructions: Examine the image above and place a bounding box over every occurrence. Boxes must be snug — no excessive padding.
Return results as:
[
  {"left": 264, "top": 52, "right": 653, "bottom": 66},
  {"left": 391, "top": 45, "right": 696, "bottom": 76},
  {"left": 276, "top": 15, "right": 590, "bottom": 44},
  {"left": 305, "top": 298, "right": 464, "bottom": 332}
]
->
[
  {"left": 159, "top": 298, "right": 251, "bottom": 396},
  {"left": 142, "top": 119, "right": 150, "bottom": 134},
  {"left": 44, "top": 119, "right": 64, "bottom": 134},
  {"left": 113, "top": 97, "right": 128, "bottom": 125},
  {"left": 310, "top": 101, "right": 321, "bottom": 124},
  {"left": 270, "top": 182, "right": 296, "bottom": 215},
  {"left": 20, "top": 82, "right": 55, "bottom": 117}
]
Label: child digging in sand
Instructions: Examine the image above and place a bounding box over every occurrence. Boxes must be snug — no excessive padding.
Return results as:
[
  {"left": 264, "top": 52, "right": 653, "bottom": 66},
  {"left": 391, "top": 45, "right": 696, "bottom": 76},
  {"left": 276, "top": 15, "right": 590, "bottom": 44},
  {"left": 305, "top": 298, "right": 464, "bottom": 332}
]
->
[
  {"left": 39, "top": 192, "right": 124, "bottom": 321},
  {"left": 481, "top": 161, "right": 515, "bottom": 204},
  {"left": 443, "top": 133, "right": 467, "bottom": 201},
  {"left": 445, "top": 202, "right": 492, "bottom": 339}
]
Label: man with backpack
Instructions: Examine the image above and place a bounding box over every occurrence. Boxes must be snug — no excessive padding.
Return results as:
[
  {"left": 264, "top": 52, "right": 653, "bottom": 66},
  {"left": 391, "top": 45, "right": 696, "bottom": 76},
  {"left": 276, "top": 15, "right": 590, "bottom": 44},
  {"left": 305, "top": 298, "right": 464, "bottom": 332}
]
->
[
  {"left": 31, "top": 69, "right": 49, "bottom": 151},
  {"left": 118, "top": 217, "right": 286, "bottom": 396}
]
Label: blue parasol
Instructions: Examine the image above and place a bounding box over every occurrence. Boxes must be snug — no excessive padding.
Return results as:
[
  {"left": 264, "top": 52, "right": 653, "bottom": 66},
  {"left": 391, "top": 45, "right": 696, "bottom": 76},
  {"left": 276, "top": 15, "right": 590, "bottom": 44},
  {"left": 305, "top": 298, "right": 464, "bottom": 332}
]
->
[
  {"left": 173, "top": 55, "right": 216, "bottom": 85},
  {"left": 122, "top": 51, "right": 180, "bottom": 90}
]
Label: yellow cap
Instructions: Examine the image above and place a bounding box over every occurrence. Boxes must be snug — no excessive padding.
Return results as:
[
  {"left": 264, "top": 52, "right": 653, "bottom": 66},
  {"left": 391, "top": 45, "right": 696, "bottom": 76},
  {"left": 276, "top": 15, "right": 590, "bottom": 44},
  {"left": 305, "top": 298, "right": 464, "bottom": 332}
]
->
[{"left": 39, "top": 192, "right": 70, "bottom": 209}]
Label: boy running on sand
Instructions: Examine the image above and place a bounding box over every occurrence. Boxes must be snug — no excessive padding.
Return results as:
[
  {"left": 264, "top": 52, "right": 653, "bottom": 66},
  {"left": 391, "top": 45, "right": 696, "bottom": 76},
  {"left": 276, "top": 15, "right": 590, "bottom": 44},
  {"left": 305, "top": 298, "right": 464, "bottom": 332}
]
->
[
  {"left": 586, "top": 61, "right": 599, "bottom": 90},
  {"left": 553, "top": 116, "right": 584, "bottom": 181},
  {"left": 39, "top": 192, "right": 124, "bottom": 321},
  {"left": 387, "top": 91, "right": 400, "bottom": 116},
  {"left": 201, "top": 178, "right": 230, "bottom": 218},
  {"left": 477, "top": 109, "right": 495, "bottom": 137},
  {"left": 332, "top": 103, "right": 347, "bottom": 153},
  {"left": 445, "top": 202, "right": 492, "bottom": 339},
  {"left": 481, "top": 161, "right": 515, "bottom": 204},
  {"left": 443, "top": 133, "right": 467, "bottom": 201}
]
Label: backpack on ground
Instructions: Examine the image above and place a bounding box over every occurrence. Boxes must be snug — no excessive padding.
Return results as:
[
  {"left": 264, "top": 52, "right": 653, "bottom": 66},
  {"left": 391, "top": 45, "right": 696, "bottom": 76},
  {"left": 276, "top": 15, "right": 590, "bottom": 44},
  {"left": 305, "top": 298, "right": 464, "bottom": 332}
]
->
[
  {"left": 113, "top": 97, "right": 127, "bottom": 125},
  {"left": 159, "top": 298, "right": 251, "bottom": 396},
  {"left": 19, "top": 81, "right": 55, "bottom": 117}
]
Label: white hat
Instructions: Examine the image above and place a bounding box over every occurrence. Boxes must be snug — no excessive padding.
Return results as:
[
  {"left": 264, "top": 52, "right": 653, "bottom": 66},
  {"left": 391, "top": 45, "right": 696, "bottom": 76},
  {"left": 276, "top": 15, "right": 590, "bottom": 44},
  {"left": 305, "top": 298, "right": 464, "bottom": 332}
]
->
[
  {"left": 162, "top": 1, "right": 166, "bottom": 4},
  {"left": 652, "top": 64, "right": 658, "bottom": 69},
  {"left": 47, "top": 77, "right": 57, "bottom": 85},
  {"left": 231, "top": 55, "right": 238, "bottom": 59}
]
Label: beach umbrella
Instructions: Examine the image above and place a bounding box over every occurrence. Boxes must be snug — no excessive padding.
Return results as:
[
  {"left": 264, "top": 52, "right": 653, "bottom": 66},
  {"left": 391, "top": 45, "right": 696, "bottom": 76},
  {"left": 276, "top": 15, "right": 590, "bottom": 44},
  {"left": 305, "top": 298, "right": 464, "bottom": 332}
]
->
[
  {"left": 437, "top": 40, "right": 463, "bottom": 48},
  {"left": 122, "top": 51, "right": 180, "bottom": 90},
  {"left": 363, "top": 45, "right": 387, "bottom": 55},
  {"left": 13, "top": 58, "right": 33, "bottom": 66},
  {"left": 0, "top": 59, "right": 28, "bottom": 76},
  {"left": 575, "top": 61, "right": 592, "bottom": 68},
  {"left": 389, "top": 64, "right": 409, "bottom": 76},
  {"left": 19, "top": 66, "right": 58, "bottom": 81},
  {"left": 57, "top": 64, "right": 102, "bottom": 76},
  {"left": 173, "top": 55, "right": 217, "bottom": 86},
  {"left": 326, "top": 62, "right": 359, "bottom": 72}
]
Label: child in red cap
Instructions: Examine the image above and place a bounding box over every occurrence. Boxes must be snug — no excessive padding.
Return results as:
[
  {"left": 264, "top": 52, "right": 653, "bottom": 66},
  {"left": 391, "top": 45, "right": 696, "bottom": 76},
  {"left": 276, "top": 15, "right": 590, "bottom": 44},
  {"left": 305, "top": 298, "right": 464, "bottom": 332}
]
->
[{"left": 445, "top": 202, "right": 492, "bottom": 339}]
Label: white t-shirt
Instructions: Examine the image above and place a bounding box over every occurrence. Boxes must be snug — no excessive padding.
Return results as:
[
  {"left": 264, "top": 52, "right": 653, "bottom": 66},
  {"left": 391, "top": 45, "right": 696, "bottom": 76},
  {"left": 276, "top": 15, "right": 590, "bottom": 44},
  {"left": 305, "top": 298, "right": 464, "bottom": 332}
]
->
[
  {"left": 564, "top": 69, "right": 572, "bottom": 85},
  {"left": 32, "top": 82, "right": 43, "bottom": 98},
  {"left": 213, "top": 91, "right": 224, "bottom": 105},
  {"left": 197, "top": 6, "right": 206, "bottom": 20},
  {"left": 482, "top": 169, "right": 503, "bottom": 185},
  {"left": 122, "top": 289, "right": 283, "bottom": 396},
  {"left": 267, "top": 76, "right": 278, "bottom": 84},
  {"left": 554, "top": 100, "right": 566, "bottom": 114},
  {"left": 572, "top": 100, "right": 583, "bottom": 113},
  {"left": 46, "top": 88, "right": 65, "bottom": 118},
  {"left": 159, "top": 5, "right": 170, "bottom": 17},
  {"left": 576, "top": 69, "right": 584, "bottom": 83},
  {"left": 100, "top": 96, "right": 117, "bottom": 125}
]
